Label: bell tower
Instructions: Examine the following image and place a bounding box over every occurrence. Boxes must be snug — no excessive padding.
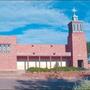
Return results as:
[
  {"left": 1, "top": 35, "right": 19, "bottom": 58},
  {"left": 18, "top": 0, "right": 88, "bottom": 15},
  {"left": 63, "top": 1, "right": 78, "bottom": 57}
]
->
[{"left": 67, "top": 8, "right": 88, "bottom": 68}]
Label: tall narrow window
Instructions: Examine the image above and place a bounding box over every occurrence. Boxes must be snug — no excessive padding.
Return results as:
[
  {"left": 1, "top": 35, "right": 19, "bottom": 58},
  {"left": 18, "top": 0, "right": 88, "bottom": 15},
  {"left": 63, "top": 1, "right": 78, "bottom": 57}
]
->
[
  {"left": 80, "top": 24, "right": 82, "bottom": 31},
  {"left": 73, "top": 24, "right": 76, "bottom": 32},
  {"left": 75, "top": 24, "right": 77, "bottom": 31},
  {"left": 77, "top": 24, "right": 78, "bottom": 31},
  {"left": 3, "top": 44, "right": 6, "bottom": 53},
  {"left": 6, "top": 44, "right": 10, "bottom": 53}
]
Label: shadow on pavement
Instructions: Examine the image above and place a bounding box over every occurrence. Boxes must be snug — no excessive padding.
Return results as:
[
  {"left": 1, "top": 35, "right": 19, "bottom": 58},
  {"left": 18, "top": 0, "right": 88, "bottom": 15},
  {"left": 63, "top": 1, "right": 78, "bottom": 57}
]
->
[
  {"left": 15, "top": 78, "right": 81, "bottom": 90},
  {"left": 82, "top": 75, "right": 90, "bottom": 80}
]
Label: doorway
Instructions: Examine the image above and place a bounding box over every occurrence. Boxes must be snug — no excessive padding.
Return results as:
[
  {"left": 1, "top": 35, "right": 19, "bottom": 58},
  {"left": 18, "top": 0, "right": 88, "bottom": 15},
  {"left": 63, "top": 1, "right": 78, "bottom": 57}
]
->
[{"left": 78, "top": 60, "right": 84, "bottom": 68}]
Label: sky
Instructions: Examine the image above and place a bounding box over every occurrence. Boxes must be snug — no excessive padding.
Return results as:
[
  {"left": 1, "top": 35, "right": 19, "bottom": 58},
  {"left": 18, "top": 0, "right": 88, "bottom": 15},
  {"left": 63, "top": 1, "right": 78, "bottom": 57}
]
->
[{"left": 0, "top": 0, "right": 90, "bottom": 44}]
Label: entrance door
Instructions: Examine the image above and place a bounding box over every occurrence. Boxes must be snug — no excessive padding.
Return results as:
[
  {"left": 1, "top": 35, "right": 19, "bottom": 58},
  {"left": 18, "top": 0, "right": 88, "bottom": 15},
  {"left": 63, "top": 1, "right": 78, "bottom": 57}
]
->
[{"left": 78, "top": 60, "right": 84, "bottom": 68}]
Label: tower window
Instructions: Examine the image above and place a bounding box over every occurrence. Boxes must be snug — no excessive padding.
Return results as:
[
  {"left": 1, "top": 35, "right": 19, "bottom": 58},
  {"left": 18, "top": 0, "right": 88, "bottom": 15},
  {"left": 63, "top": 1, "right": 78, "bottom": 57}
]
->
[
  {"left": 80, "top": 24, "right": 82, "bottom": 31},
  {"left": 73, "top": 24, "right": 80, "bottom": 32},
  {"left": 73, "top": 24, "right": 76, "bottom": 31},
  {"left": 75, "top": 24, "right": 78, "bottom": 31},
  {"left": 77, "top": 24, "right": 78, "bottom": 31}
]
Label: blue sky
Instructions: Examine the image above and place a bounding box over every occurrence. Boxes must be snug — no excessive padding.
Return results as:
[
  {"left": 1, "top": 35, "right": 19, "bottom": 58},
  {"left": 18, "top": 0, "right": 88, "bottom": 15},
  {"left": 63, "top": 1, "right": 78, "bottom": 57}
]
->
[{"left": 0, "top": 0, "right": 90, "bottom": 44}]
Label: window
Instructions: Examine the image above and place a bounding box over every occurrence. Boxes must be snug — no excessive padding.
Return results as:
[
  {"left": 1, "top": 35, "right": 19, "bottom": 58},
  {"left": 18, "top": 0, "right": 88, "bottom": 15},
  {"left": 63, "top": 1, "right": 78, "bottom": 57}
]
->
[
  {"left": 6, "top": 44, "right": 10, "bottom": 53},
  {"left": 0, "top": 44, "right": 11, "bottom": 53},
  {"left": 75, "top": 24, "right": 78, "bottom": 31},
  {"left": 80, "top": 24, "right": 82, "bottom": 31},
  {"left": 73, "top": 24, "right": 81, "bottom": 32},
  {"left": 77, "top": 24, "right": 78, "bottom": 31},
  {"left": 73, "top": 24, "right": 77, "bottom": 32},
  {"left": 73, "top": 24, "right": 76, "bottom": 31}
]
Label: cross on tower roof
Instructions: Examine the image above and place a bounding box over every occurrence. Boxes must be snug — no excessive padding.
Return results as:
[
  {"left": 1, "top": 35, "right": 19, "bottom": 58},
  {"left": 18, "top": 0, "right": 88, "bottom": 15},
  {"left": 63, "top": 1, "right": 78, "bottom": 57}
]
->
[
  {"left": 72, "top": 8, "right": 77, "bottom": 15},
  {"left": 72, "top": 8, "right": 78, "bottom": 21}
]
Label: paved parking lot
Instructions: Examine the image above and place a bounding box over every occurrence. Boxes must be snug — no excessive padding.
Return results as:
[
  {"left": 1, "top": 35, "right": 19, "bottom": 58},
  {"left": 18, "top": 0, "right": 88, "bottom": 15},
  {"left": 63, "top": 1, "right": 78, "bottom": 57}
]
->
[
  {"left": 0, "top": 78, "right": 78, "bottom": 90},
  {"left": 0, "top": 72, "right": 79, "bottom": 90},
  {"left": 0, "top": 71, "right": 88, "bottom": 90}
]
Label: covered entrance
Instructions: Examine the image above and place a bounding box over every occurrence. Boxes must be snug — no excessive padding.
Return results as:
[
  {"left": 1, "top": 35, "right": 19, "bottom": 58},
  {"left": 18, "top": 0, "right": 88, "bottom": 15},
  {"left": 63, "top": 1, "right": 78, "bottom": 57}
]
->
[
  {"left": 17, "top": 56, "right": 70, "bottom": 70},
  {"left": 78, "top": 60, "right": 84, "bottom": 68}
]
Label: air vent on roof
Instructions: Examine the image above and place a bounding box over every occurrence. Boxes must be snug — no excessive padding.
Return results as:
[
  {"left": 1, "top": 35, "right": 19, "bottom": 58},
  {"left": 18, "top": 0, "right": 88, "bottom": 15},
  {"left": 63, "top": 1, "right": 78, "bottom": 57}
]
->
[
  {"left": 32, "top": 45, "right": 34, "bottom": 47},
  {"left": 50, "top": 45, "right": 53, "bottom": 47},
  {"left": 53, "top": 53, "right": 56, "bottom": 55},
  {"left": 33, "top": 52, "right": 35, "bottom": 55}
]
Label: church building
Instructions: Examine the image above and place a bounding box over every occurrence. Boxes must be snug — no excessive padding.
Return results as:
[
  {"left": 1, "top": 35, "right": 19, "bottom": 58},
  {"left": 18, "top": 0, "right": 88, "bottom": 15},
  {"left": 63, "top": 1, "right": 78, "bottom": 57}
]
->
[{"left": 0, "top": 9, "right": 90, "bottom": 71}]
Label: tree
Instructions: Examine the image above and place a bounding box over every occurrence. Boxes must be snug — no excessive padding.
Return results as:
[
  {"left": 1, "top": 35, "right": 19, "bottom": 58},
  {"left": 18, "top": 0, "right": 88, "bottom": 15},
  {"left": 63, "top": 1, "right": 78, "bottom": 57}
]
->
[{"left": 87, "top": 42, "right": 90, "bottom": 54}]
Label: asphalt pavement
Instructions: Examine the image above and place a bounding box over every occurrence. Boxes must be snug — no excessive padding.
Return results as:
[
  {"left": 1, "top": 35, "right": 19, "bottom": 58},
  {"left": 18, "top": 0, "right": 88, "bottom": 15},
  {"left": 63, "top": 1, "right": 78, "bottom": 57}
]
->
[{"left": 0, "top": 71, "right": 84, "bottom": 90}]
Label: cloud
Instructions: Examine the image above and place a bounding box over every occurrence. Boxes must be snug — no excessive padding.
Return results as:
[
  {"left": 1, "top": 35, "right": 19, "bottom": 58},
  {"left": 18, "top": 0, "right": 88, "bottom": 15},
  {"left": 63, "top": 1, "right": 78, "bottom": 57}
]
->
[
  {"left": 0, "top": 23, "right": 68, "bottom": 35},
  {"left": 0, "top": 1, "right": 70, "bottom": 44},
  {"left": 17, "top": 28, "right": 68, "bottom": 44},
  {"left": 82, "top": 21, "right": 90, "bottom": 42},
  {"left": 1, "top": 1, "right": 89, "bottom": 44},
  {"left": 83, "top": 22, "right": 90, "bottom": 32},
  {"left": 0, "top": 1, "right": 69, "bottom": 31}
]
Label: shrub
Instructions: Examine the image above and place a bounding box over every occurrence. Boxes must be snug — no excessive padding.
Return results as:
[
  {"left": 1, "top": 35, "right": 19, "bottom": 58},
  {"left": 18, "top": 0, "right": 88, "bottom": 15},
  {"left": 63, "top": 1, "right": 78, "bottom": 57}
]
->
[
  {"left": 27, "top": 67, "right": 50, "bottom": 72},
  {"left": 50, "top": 67, "right": 84, "bottom": 71},
  {"left": 27, "top": 67, "right": 84, "bottom": 72}
]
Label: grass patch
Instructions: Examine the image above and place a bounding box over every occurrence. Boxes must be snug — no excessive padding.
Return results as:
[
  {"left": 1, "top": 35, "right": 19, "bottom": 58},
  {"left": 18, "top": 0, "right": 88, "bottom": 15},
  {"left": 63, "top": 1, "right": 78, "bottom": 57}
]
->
[{"left": 27, "top": 67, "right": 85, "bottom": 72}]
